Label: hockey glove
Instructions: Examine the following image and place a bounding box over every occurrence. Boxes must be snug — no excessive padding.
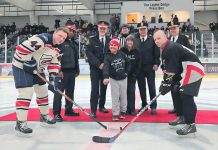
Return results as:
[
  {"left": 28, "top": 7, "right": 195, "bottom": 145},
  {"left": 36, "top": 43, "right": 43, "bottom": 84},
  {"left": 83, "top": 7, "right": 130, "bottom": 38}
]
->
[
  {"left": 159, "top": 80, "right": 172, "bottom": 95},
  {"left": 172, "top": 82, "right": 180, "bottom": 93},
  {"left": 23, "top": 59, "right": 37, "bottom": 74},
  {"left": 34, "top": 73, "right": 46, "bottom": 85},
  {"left": 49, "top": 76, "right": 62, "bottom": 91}
]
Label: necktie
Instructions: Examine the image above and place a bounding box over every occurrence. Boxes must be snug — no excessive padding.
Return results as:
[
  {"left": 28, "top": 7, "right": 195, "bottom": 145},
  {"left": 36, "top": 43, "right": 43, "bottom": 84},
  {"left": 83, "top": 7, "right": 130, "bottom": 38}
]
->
[
  {"left": 101, "top": 38, "right": 105, "bottom": 53},
  {"left": 172, "top": 37, "right": 175, "bottom": 42},
  {"left": 101, "top": 38, "right": 104, "bottom": 47},
  {"left": 142, "top": 38, "right": 144, "bottom": 42}
]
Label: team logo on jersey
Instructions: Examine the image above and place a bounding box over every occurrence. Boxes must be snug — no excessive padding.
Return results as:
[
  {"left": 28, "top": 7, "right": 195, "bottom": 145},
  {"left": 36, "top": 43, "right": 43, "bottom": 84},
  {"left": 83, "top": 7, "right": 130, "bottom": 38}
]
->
[{"left": 39, "top": 54, "right": 53, "bottom": 68}]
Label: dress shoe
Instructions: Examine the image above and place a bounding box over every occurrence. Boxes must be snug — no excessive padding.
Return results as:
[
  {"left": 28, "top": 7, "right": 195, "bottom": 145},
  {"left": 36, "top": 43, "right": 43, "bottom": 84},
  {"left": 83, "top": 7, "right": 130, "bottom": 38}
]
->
[
  {"left": 151, "top": 108, "right": 157, "bottom": 115},
  {"left": 127, "top": 110, "right": 135, "bottom": 116},
  {"left": 129, "top": 111, "right": 135, "bottom": 116},
  {"left": 126, "top": 109, "right": 130, "bottom": 115},
  {"left": 138, "top": 106, "right": 148, "bottom": 112},
  {"left": 91, "top": 112, "right": 96, "bottom": 118},
  {"left": 99, "top": 107, "right": 109, "bottom": 113},
  {"left": 168, "top": 109, "right": 176, "bottom": 114},
  {"left": 54, "top": 114, "right": 63, "bottom": 122},
  {"left": 65, "top": 109, "right": 80, "bottom": 116}
]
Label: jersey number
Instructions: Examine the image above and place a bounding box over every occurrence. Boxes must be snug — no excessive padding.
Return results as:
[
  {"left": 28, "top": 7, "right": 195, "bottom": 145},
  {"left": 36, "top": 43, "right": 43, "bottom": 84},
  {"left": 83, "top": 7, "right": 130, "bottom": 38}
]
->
[{"left": 31, "top": 41, "right": 41, "bottom": 50}]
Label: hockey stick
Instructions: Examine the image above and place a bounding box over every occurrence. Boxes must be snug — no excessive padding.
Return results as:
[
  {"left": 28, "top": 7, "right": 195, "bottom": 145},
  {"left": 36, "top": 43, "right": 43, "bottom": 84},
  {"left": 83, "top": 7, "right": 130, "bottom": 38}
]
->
[
  {"left": 92, "top": 92, "right": 161, "bottom": 143},
  {"left": 34, "top": 71, "right": 107, "bottom": 130}
]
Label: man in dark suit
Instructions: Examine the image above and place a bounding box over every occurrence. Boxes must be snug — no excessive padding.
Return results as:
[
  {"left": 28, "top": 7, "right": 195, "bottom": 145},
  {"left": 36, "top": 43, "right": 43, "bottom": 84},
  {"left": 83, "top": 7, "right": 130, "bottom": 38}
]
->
[
  {"left": 135, "top": 22, "right": 160, "bottom": 115},
  {"left": 167, "top": 20, "right": 192, "bottom": 114},
  {"left": 168, "top": 21, "right": 192, "bottom": 49},
  {"left": 86, "top": 21, "right": 111, "bottom": 118}
]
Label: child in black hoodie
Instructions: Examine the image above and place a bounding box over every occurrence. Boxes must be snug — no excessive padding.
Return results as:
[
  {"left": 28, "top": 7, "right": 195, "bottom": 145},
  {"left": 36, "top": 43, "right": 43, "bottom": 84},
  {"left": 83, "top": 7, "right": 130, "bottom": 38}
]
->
[
  {"left": 103, "top": 39, "right": 131, "bottom": 121},
  {"left": 121, "top": 34, "right": 141, "bottom": 115}
]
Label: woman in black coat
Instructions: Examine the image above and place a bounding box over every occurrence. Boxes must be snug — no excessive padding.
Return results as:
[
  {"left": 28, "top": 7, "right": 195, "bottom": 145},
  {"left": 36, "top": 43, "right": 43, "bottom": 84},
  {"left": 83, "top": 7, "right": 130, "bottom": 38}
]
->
[{"left": 121, "top": 35, "right": 141, "bottom": 115}]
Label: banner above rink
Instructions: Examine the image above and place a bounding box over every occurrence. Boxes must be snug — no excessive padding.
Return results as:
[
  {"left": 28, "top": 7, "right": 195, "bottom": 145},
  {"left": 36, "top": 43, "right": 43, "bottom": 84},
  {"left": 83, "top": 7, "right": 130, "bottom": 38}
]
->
[
  {"left": 122, "top": 0, "right": 193, "bottom": 12},
  {"left": 144, "top": 1, "right": 170, "bottom": 11},
  {"left": 121, "top": 0, "right": 194, "bottom": 24}
]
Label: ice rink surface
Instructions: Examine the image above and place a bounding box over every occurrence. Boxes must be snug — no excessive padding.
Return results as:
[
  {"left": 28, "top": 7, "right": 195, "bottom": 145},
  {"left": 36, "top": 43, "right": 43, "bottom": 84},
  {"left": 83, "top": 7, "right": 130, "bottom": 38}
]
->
[{"left": 0, "top": 76, "right": 218, "bottom": 150}]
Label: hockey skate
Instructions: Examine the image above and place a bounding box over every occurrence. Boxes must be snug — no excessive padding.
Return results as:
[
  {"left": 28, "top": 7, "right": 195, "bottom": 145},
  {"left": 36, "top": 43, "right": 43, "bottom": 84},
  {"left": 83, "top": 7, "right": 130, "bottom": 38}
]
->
[
  {"left": 15, "top": 120, "right": 33, "bottom": 137},
  {"left": 168, "top": 116, "right": 185, "bottom": 128},
  {"left": 176, "top": 123, "right": 197, "bottom": 137},
  {"left": 40, "top": 114, "right": 56, "bottom": 127}
]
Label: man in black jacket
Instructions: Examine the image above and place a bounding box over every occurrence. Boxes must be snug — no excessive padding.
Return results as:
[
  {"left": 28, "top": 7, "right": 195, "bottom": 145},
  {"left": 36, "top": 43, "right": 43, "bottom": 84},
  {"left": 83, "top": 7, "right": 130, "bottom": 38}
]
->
[
  {"left": 135, "top": 22, "right": 160, "bottom": 115},
  {"left": 52, "top": 23, "right": 80, "bottom": 122},
  {"left": 86, "top": 21, "right": 111, "bottom": 118},
  {"left": 167, "top": 20, "right": 192, "bottom": 114},
  {"left": 168, "top": 21, "right": 192, "bottom": 49}
]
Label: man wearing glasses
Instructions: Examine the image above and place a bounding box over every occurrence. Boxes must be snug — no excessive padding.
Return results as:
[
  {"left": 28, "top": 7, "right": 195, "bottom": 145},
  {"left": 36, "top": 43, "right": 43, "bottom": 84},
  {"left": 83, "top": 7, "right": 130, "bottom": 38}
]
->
[
  {"left": 86, "top": 21, "right": 111, "bottom": 118},
  {"left": 51, "top": 23, "right": 80, "bottom": 122},
  {"left": 135, "top": 22, "right": 160, "bottom": 115},
  {"left": 167, "top": 20, "right": 192, "bottom": 115}
]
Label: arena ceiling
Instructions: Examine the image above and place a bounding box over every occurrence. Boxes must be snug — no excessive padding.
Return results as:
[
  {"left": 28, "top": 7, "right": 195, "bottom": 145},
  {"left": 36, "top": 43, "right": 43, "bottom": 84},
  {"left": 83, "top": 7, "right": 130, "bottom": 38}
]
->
[
  {"left": 0, "top": 0, "right": 215, "bottom": 4},
  {"left": 0, "top": 0, "right": 217, "bottom": 11}
]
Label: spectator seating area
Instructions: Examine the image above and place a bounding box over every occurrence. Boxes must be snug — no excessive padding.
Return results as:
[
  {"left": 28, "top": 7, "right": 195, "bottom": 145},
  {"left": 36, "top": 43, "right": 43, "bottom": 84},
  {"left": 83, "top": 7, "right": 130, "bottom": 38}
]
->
[{"left": 0, "top": 17, "right": 218, "bottom": 63}]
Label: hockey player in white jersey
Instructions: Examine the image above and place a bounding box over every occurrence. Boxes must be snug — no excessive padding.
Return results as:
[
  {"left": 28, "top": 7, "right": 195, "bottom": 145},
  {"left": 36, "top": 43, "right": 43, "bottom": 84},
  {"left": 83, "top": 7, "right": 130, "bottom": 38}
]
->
[{"left": 12, "top": 27, "right": 69, "bottom": 135}]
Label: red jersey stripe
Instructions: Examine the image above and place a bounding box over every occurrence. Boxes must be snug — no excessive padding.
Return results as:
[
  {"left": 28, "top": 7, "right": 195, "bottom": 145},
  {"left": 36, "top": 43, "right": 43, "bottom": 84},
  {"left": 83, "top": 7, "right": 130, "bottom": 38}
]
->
[
  {"left": 47, "top": 65, "right": 60, "bottom": 70},
  {"left": 16, "top": 101, "right": 30, "bottom": 107},
  {"left": 16, "top": 45, "right": 32, "bottom": 54},
  {"left": 36, "top": 98, "right": 48, "bottom": 104},
  {"left": 44, "top": 44, "right": 53, "bottom": 50},
  {"left": 15, "top": 52, "right": 22, "bottom": 59},
  {"left": 182, "top": 65, "right": 205, "bottom": 86}
]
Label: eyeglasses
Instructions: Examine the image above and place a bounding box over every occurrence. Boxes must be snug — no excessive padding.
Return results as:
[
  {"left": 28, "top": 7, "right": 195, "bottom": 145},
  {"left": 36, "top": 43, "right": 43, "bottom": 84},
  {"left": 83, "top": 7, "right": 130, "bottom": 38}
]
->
[{"left": 139, "top": 28, "right": 147, "bottom": 31}]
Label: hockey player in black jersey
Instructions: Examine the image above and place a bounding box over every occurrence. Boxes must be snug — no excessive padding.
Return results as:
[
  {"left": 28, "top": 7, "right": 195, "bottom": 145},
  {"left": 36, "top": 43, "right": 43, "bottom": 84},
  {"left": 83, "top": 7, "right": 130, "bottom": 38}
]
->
[{"left": 153, "top": 30, "right": 205, "bottom": 136}]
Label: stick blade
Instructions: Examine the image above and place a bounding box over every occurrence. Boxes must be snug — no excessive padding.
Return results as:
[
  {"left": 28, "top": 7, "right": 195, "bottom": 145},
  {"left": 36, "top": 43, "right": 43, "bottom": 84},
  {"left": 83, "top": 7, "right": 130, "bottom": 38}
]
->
[{"left": 92, "top": 135, "right": 117, "bottom": 143}]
